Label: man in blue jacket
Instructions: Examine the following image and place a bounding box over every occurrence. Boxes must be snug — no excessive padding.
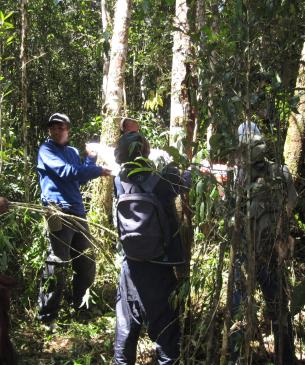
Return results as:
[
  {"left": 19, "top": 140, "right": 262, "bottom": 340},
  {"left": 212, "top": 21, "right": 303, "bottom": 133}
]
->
[{"left": 37, "top": 112, "right": 111, "bottom": 326}]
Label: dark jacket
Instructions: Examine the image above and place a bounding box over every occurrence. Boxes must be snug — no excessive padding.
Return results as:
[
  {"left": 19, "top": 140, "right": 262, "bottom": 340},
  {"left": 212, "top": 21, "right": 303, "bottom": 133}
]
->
[
  {"left": 37, "top": 138, "right": 103, "bottom": 216},
  {"left": 114, "top": 164, "right": 190, "bottom": 264}
]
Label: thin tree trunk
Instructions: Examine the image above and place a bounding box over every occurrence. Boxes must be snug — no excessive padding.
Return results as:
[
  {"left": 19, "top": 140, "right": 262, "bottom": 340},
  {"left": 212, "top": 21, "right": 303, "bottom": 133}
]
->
[
  {"left": 284, "top": 41, "right": 305, "bottom": 185},
  {"left": 205, "top": 240, "right": 226, "bottom": 365},
  {"left": 0, "top": 40, "right": 3, "bottom": 174},
  {"left": 244, "top": 4, "right": 255, "bottom": 362},
  {"left": 101, "top": 0, "right": 110, "bottom": 105},
  {"left": 220, "top": 189, "right": 241, "bottom": 365},
  {"left": 0, "top": 94, "right": 3, "bottom": 175},
  {"left": 206, "top": 3, "right": 218, "bottom": 153},
  {"left": 20, "top": 0, "right": 29, "bottom": 202}
]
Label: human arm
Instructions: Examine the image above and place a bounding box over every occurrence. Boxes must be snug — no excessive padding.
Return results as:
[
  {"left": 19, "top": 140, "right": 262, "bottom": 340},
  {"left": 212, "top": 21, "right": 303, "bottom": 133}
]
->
[{"left": 38, "top": 142, "right": 105, "bottom": 183}]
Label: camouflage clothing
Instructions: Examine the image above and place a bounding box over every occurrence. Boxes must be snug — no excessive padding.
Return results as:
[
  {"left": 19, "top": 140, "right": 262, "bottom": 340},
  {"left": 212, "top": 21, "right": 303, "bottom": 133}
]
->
[{"left": 230, "top": 158, "right": 297, "bottom": 365}]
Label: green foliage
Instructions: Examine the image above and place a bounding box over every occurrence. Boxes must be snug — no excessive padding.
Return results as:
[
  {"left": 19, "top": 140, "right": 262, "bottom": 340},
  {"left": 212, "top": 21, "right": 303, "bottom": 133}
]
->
[
  {"left": 144, "top": 91, "right": 163, "bottom": 111},
  {"left": 136, "top": 111, "right": 168, "bottom": 148},
  {"left": 0, "top": 0, "right": 304, "bottom": 362},
  {"left": 126, "top": 0, "right": 174, "bottom": 116}
]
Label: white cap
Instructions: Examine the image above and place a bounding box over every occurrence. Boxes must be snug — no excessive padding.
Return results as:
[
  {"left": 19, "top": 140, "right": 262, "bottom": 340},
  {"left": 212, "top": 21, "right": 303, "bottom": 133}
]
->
[{"left": 238, "top": 121, "right": 261, "bottom": 143}]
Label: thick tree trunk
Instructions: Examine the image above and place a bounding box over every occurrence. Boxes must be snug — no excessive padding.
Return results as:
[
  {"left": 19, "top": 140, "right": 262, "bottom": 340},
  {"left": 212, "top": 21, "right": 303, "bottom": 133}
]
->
[
  {"left": 104, "top": 0, "right": 132, "bottom": 120},
  {"left": 284, "top": 41, "right": 305, "bottom": 185},
  {"left": 170, "top": 4, "right": 195, "bottom": 363},
  {"left": 20, "top": 0, "right": 29, "bottom": 202},
  {"left": 170, "top": 0, "right": 194, "bottom": 157},
  {"left": 93, "top": 0, "right": 132, "bottom": 218},
  {"left": 170, "top": 0, "right": 194, "bottom": 257}
]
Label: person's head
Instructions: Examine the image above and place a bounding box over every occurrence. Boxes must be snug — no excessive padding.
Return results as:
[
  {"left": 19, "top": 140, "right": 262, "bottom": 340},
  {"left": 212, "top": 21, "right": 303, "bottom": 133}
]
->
[
  {"left": 0, "top": 197, "right": 9, "bottom": 214},
  {"left": 238, "top": 121, "right": 261, "bottom": 144},
  {"left": 120, "top": 118, "right": 139, "bottom": 134},
  {"left": 239, "top": 134, "right": 267, "bottom": 164},
  {"left": 114, "top": 132, "right": 150, "bottom": 164},
  {"left": 48, "top": 113, "right": 71, "bottom": 145}
]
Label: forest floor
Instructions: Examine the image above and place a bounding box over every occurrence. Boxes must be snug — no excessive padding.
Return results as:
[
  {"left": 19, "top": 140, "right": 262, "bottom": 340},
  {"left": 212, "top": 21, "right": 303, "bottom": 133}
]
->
[
  {"left": 11, "top": 306, "right": 305, "bottom": 365},
  {"left": 10, "top": 285, "right": 156, "bottom": 365},
  {"left": 12, "top": 306, "right": 116, "bottom": 364},
  {"left": 8, "top": 267, "right": 305, "bottom": 365}
]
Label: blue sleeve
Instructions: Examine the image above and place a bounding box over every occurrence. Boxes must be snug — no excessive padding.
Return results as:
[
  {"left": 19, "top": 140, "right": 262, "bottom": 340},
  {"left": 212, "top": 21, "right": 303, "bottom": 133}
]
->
[
  {"left": 114, "top": 176, "right": 124, "bottom": 197},
  {"left": 38, "top": 143, "right": 103, "bottom": 184}
]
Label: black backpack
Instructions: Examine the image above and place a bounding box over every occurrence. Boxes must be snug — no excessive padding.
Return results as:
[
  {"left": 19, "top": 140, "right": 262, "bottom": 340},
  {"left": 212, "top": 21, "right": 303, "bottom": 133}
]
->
[{"left": 116, "top": 173, "right": 170, "bottom": 261}]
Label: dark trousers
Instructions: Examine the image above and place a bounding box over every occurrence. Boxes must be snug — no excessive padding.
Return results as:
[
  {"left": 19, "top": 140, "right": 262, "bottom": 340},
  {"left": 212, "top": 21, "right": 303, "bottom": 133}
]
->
[
  {"left": 256, "top": 261, "right": 295, "bottom": 365},
  {"left": 114, "top": 259, "right": 180, "bottom": 365},
  {"left": 38, "top": 216, "right": 96, "bottom": 322}
]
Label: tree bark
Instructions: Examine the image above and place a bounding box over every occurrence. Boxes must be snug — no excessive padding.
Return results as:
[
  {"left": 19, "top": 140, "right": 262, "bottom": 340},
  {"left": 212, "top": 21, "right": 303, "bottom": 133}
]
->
[
  {"left": 93, "top": 0, "right": 132, "bottom": 218},
  {"left": 170, "top": 0, "right": 194, "bottom": 157},
  {"left": 0, "top": 46, "right": 3, "bottom": 174},
  {"left": 284, "top": 41, "right": 305, "bottom": 185},
  {"left": 101, "top": 0, "right": 110, "bottom": 105},
  {"left": 170, "top": 4, "right": 195, "bottom": 363},
  {"left": 20, "top": 0, "right": 29, "bottom": 202},
  {"left": 206, "top": 3, "right": 218, "bottom": 153},
  {"left": 104, "top": 0, "right": 132, "bottom": 120}
]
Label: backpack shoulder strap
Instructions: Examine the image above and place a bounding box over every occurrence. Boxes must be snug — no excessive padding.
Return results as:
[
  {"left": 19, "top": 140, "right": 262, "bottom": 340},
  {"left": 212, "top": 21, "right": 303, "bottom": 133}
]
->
[{"left": 120, "top": 180, "right": 134, "bottom": 194}]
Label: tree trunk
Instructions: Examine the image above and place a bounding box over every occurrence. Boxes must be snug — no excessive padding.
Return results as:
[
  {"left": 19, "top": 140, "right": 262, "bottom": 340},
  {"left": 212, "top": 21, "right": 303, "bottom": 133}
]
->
[
  {"left": 244, "top": 5, "right": 256, "bottom": 362},
  {"left": 0, "top": 45, "right": 3, "bottom": 174},
  {"left": 170, "top": 4, "right": 195, "bottom": 363},
  {"left": 104, "top": 0, "right": 132, "bottom": 120},
  {"left": 20, "top": 0, "right": 29, "bottom": 202},
  {"left": 170, "top": 0, "right": 194, "bottom": 158},
  {"left": 206, "top": 3, "right": 218, "bottom": 153},
  {"left": 93, "top": 0, "right": 132, "bottom": 218},
  {"left": 101, "top": 0, "right": 110, "bottom": 105},
  {"left": 284, "top": 41, "right": 305, "bottom": 186}
]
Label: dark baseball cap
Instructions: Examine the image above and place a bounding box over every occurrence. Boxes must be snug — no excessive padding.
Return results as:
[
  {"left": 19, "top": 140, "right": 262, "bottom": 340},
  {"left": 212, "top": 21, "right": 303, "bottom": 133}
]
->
[{"left": 48, "top": 113, "right": 71, "bottom": 126}]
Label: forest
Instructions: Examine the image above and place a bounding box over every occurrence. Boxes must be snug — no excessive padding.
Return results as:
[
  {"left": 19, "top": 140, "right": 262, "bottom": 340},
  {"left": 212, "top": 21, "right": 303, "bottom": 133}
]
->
[{"left": 1, "top": 0, "right": 305, "bottom": 364}]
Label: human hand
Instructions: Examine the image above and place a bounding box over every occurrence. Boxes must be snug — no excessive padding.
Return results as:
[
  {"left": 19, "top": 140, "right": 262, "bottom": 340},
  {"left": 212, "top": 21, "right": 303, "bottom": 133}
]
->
[
  {"left": 0, "top": 197, "right": 9, "bottom": 214},
  {"left": 86, "top": 144, "right": 98, "bottom": 158},
  {"left": 101, "top": 166, "right": 112, "bottom": 177}
]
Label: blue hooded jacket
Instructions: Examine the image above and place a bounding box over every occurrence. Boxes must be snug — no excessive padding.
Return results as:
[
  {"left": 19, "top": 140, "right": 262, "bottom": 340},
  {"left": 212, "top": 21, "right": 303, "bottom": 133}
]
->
[{"left": 37, "top": 138, "right": 103, "bottom": 216}]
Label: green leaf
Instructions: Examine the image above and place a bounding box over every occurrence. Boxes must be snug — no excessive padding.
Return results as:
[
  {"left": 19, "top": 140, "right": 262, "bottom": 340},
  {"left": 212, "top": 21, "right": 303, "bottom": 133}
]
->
[
  {"left": 3, "top": 11, "right": 13, "bottom": 21},
  {"left": 231, "top": 95, "right": 240, "bottom": 102},
  {"left": 196, "top": 180, "right": 205, "bottom": 196},
  {"left": 6, "top": 35, "right": 15, "bottom": 45},
  {"left": 275, "top": 73, "right": 281, "bottom": 83},
  {"left": 199, "top": 201, "right": 205, "bottom": 221},
  {"left": 164, "top": 146, "right": 181, "bottom": 162},
  {"left": 122, "top": 161, "right": 143, "bottom": 168},
  {"left": 127, "top": 167, "right": 154, "bottom": 176}
]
